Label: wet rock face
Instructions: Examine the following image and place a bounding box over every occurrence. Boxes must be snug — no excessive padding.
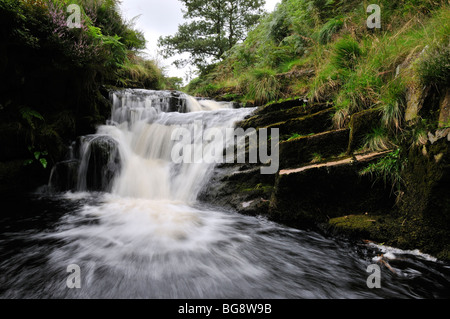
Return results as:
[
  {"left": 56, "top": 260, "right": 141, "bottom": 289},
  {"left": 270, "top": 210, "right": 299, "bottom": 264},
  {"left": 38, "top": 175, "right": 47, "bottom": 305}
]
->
[
  {"left": 199, "top": 164, "right": 275, "bottom": 216},
  {"left": 83, "top": 136, "right": 121, "bottom": 192},
  {"left": 279, "top": 129, "right": 350, "bottom": 170},
  {"left": 48, "top": 160, "right": 79, "bottom": 192},
  {"left": 269, "top": 154, "right": 396, "bottom": 227},
  {"left": 49, "top": 135, "right": 122, "bottom": 193},
  {"left": 438, "top": 88, "right": 450, "bottom": 128},
  {"left": 400, "top": 137, "right": 450, "bottom": 220},
  {"left": 199, "top": 98, "right": 395, "bottom": 222}
]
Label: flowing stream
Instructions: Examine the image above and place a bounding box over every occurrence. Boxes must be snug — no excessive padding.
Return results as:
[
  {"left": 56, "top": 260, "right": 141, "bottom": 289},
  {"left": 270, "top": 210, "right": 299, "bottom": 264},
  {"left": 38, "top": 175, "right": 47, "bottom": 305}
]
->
[{"left": 0, "top": 90, "right": 449, "bottom": 299}]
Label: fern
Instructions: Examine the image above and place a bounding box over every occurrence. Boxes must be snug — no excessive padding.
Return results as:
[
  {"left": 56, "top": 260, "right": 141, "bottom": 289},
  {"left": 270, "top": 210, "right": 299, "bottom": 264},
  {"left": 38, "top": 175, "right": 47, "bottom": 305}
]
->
[{"left": 20, "top": 107, "right": 44, "bottom": 129}]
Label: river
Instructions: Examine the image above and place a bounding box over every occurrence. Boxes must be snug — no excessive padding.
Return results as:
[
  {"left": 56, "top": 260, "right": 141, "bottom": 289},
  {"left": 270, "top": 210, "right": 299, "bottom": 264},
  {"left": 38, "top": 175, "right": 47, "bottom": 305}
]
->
[{"left": 0, "top": 90, "right": 449, "bottom": 299}]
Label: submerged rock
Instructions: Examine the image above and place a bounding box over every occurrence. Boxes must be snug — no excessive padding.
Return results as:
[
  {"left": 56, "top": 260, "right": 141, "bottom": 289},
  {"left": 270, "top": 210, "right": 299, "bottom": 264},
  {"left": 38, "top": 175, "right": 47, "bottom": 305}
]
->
[
  {"left": 78, "top": 135, "right": 122, "bottom": 192},
  {"left": 48, "top": 160, "right": 79, "bottom": 192}
]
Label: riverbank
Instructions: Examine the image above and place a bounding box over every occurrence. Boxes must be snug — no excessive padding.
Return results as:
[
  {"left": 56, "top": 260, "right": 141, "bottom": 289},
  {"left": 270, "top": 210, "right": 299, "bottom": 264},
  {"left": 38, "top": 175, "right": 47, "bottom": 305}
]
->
[
  {"left": 191, "top": 1, "right": 450, "bottom": 261},
  {"left": 199, "top": 95, "right": 450, "bottom": 262}
]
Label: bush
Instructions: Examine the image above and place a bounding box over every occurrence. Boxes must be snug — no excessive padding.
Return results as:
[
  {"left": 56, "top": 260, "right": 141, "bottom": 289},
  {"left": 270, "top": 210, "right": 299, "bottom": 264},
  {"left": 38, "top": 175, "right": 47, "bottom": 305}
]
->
[
  {"left": 360, "top": 148, "right": 407, "bottom": 193},
  {"left": 318, "top": 17, "right": 344, "bottom": 44},
  {"left": 363, "top": 127, "right": 394, "bottom": 152},
  {"left": 241, "top": 68, "right": 282, "bottom": 105},
  {"left": 332, "top": 37, "right": 362, "bottom": 70},
  {"left": 381, "top": 79, "right": 406, "bottom": 132},
  {"left": 418, "top": 44, "right": 450, "bottom": 88}
]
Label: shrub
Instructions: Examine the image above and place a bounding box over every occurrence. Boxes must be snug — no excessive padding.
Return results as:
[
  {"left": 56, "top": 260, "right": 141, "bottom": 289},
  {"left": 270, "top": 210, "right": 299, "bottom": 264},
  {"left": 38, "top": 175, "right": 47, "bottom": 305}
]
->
[
  {"left": 332, "top": 37, "right": 362, "bottom": 70},
  {"left": 241, "top": 68, "right": 282, "bottom": 105},
  {"left": 360, "top": 148, "right": 407, "bottom": 193},
  {"left": 381, "top": 79, "right": 406, "bottom": 132},
  {"left": 363, "top": 127, "right": 394, "bottom": 152},
  {"left": 318, "top": 17, "right": 344, "bottom": 44},
  {"left": 418, "top": 44, "right": 450, "bottom": 88}
]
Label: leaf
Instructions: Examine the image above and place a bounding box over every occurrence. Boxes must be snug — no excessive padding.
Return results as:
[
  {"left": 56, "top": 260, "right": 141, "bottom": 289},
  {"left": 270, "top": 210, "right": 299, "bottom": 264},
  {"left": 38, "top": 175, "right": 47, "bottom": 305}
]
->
[
  {"left": 34, "top": 151, "right": 41, "bottom": 160},
  {"left": 20, "top": 107, "right": 44, "bottom": 129},
  {"left": 23, "top": 159, "right": 34, "bottom": 166},
  {"left": 39, "top": 158, "right": 48, "bottom": 169}
]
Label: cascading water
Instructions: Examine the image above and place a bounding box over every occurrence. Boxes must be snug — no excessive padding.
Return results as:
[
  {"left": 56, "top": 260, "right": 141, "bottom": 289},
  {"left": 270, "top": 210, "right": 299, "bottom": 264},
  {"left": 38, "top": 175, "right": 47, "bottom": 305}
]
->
[
  {"left": 1, "top": 89, "right": 449, "bottom": 299},
  {"left": 49, "top": 89, "right": 249, "bottom": 199}
]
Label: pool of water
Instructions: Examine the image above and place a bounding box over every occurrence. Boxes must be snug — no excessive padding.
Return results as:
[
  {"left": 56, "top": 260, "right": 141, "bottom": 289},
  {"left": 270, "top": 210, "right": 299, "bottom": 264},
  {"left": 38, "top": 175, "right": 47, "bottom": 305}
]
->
[{"left": 1, "top": 192, "right": 449, "bottom": 299}]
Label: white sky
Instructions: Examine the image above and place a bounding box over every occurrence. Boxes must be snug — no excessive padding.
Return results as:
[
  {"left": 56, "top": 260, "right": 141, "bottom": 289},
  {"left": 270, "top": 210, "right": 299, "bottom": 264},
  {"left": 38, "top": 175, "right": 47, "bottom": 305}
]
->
[{"left": 119, "top": 0, "right": 282, "bottom": 83}]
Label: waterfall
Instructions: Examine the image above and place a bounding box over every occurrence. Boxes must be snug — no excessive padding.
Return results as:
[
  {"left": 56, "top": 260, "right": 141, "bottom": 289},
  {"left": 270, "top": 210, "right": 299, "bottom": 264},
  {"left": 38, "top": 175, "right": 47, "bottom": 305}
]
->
[
  {"left": 49, "top": 89, "right": 254, "bottom": 203},
  {"left": 6, "top": 90, "right": 448, "bottom": 299}
]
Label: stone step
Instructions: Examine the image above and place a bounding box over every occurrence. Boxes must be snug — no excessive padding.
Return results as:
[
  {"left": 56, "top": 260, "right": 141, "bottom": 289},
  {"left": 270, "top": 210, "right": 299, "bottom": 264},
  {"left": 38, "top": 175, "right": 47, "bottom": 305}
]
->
[
  {"left": 279, "top": 129, "right": 350, "bottom": 169},
  {"left": 269, "top": 151, "right": 395, "bottom": 226},
  {"left": 279, "top": 151, "right": 392, "bottom": 176},
  {"left": 258, "top": 98, "right": 308, "bottom": 114},
  {"left": 239, "top": 102, "right": 331, "bottom": 130},
  {"left": 266, "top": 107, "right": 335, "bottom": 140},
  {"left": 198, "top": 164, "right": 275, "bottom": 216}
]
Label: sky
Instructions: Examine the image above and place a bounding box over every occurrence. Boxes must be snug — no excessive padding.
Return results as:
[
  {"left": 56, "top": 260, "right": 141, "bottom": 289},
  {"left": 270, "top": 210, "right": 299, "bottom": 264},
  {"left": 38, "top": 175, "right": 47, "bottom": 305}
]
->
[{"left": 119, "top": 0, "right": 282, "bottom": 83}]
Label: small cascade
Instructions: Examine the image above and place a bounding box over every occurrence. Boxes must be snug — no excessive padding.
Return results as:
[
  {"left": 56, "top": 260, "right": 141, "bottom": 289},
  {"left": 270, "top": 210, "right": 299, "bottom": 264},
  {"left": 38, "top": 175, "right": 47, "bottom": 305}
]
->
[{"left": 49, "top": 89, "right": 254, "bottom": 203}]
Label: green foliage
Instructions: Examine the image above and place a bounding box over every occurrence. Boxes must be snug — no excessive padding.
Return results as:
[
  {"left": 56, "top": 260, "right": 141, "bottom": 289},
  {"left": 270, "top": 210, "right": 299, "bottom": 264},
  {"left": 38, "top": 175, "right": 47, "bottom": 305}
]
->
[
  {"left": 418, "top": 44, "right": 450, "bottom": 88},
  {"left": 336, "top": 68, "right": 382, "bottom": 113},
  {"left": 241, "top": 68, "right": 282, "bottom": 105},
  {"left": 164, "top": 77, "right": 184, "bottom": 90},
  {"left": 24, "top": 147, "right": 48, "bottom": 169},
  {"left": 332, "top": 37, "right": 362, "bottom": 70},
  {"left": 117, "top": 55, "right": 165, "bottom": 89},
  {"left": 311, "top": 152, "right": 323, "bottom": 163},
  {"left": 195, "top": 83, "right": 221, "bottom": 97},
  {"left": 363, "top": 127, "right": 394, "bottom": 152},
  {"left": 158, "top": 0, "right": 266, "bottom": 72},
  {"left": 287, "top": 133, "right": 302, "bottom": 141},
  {"left": 318, "top": 17, "right": 343, "bottom": 44},
  {"left": 406, "top": 119, "right": 433, "bottom": 146},
  {"left": 268, "top": 5, "right": 291, "bottom": 44},
  {"left": 20, "top": 107, "right": 44, "bottom": 130},
  {"left": 380, "top": 79, "right": 406, "bottom": 132},
  {"left": 360, "top": 148, "right": 407, "bottom": 192},
  {"left": 1, "top": 0, "right": 167, "bottom": 177},
  {"left": 186, "top": 0, "right": 449, "bottom": 124}
]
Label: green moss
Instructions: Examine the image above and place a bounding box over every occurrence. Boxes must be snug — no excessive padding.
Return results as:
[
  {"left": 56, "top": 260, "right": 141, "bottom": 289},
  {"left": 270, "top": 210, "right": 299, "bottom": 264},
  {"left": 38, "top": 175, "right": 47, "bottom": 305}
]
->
[
  {"left": 330, "top": 215, "right": 383, "bottom": 236},
  {"left": 266, "top": 107, "right": 335, "bottom": 139},
  {"left": 279, "top": 129, "right": 350, "bottom": 169},
  {"left": 329, "top": 214, "right": 403, "bottom": 249},
  {"left": 241, "top": 184, "right": 274, "bottom": 195},
  {"left": 347, "top": 108, "right": 383, "bottom": 154}
]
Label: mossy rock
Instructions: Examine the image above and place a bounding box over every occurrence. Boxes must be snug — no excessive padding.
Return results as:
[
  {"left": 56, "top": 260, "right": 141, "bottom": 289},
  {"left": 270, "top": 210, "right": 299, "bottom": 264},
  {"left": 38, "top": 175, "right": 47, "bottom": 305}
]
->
[
  {"left": 49, "top": 110, "right": 76, "bottom": 142},
  {"left": 199, "top": 164, "right": 276, "bottom": 216},
  {"left": 279, "top": 129, "right": 350, "bottom": 169},
  {"left": 0, "top": 159, "right": 47, "bottom": 194},
  {"left": 239, "top": 102, "right": 331, "bottom": 130},
  {"left": 328, "top": 214, "right": 401, "bottom": 245},
  {"left": 347, "top": 108, "right": 382, "bottom": 154},
  {"left": 266, "top": 107, "right": 335, "bottom": 139},
  {"left": 399, "top": 138, "right": 450, "bottom": 222},
  {"left": 269, "top": 157, "right": 395, "bottom": 227},
  {"left": 259, "top": 98, "right": 307, "bottom": 114}
]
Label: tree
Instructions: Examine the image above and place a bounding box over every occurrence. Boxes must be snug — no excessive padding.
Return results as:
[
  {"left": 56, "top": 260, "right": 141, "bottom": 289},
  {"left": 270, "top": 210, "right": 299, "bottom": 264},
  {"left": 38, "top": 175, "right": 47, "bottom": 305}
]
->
[{"left": 158, "top": 0, "right": 266, "bottom": 72}]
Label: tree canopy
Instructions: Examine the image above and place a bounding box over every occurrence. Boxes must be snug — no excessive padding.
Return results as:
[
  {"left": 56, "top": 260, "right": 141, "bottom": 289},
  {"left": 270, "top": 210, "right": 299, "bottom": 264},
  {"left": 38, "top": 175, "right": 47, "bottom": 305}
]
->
[{"left": 158, "top": 0, "right": 266, "bottom": 72}]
